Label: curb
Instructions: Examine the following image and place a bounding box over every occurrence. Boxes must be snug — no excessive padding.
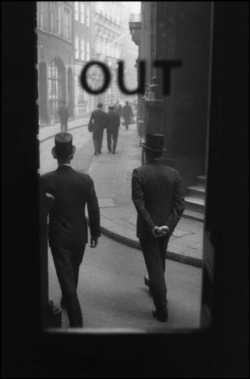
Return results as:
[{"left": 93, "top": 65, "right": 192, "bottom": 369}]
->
[{"left": 100, "top": 225, "right": 203, "bottom": 269}]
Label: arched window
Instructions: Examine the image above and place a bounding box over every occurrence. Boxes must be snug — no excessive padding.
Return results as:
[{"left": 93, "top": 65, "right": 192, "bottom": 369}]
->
[{"left": 48, "top": 60, "right": 63, "bottom": 121}]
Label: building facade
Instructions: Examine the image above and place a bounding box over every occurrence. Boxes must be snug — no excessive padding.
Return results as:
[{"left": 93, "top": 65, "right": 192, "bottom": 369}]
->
[
  {"left": 73, "top": 1, "right": 93, "bottom": 116},
  {"left": 119, "top": 2, "right": 139, "bottom": 106},
  {"left": 91, "top": 1, "right": 122, "bottom": 110},
  {"left": 37, "top": 2, "right": 74, "bottom": 125},
  {"left": 130, "top": 2, "right": 212, "bottom": 194}
]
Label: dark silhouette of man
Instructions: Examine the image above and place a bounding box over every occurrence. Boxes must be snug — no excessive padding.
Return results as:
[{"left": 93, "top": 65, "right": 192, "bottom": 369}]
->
[
  {"left": 132, "top": 134, "right": 185, "bottom": 322},
  {"left": 106, "top": 105, "right": 120, "bottom": 154},
  {"left": 88, "top": 102, "right": 107, "bottom": 155},
  {"left": 42, "top": 133, "right": 100, "bottom": 327},
  {"left": 122, "top": 101, "right": 133, "bottom": 130},
  {"left": 114, "top": 101, "right": 122, "bottom": 118}
]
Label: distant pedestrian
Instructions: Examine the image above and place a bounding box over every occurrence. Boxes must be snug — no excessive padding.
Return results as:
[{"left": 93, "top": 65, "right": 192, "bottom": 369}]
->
[
  {"left": 106, "top": 105, "right": 120, "bottom": 154},
  {"left": 114, "top": 101, "right": 122, "bottom": 117},
  {"left": 42, "top": 133, "right": 100, "bottom": 328},
  {"left": 88, "top": 103, "right": 107, "bottom": 155},
  {"left": 122, "top": 101, "right": 133, "bottom": 130},
  {"left": 58, "top": 100, "right": 69, "bottom": 133},
  {"left": 132, "top": 134, "right": 185, "bottom": 322}
]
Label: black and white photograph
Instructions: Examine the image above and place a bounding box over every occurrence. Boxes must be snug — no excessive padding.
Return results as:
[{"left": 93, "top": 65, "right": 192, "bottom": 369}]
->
[{"left": 2, "top": 2, "right": 249, "bottom": 377}]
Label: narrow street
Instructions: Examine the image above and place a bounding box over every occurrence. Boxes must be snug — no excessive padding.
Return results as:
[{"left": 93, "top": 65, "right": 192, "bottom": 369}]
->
[
  {"left": 40, "top": 125, "right": 202, "bottom": 331},
  {"left": 48, "top": 234, "right": 202, "bottom": 330}
]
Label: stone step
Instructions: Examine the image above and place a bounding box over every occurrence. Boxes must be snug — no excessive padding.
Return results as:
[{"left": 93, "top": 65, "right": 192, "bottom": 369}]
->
[
  {"left": 185, "top": 196, "right": 205, "bottom": 213},
  {"left": 196, "top": 175, "right": 206, "bottom": 186},
  {"left": 187, "top": 185, "right": 206, "bottom": 200},
  {"left": 183, "top": 209, "right": 204, "bottom": 222}
]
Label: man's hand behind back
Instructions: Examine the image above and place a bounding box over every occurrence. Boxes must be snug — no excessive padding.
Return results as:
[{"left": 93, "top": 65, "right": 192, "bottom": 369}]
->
[{"left": 152, "top": 226, "right": 169, "bottom": 238}]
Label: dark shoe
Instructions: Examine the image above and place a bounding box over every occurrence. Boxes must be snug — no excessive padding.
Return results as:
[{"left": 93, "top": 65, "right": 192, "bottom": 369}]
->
[
  {"left": 152, "top": 308, "right": 168, "bottom": 322},
  {"left": 94, "top": 150, "right": 98, "bottom": 155},
  {"left": 112, "top": 151, "right": 115, "bottom": 154}
]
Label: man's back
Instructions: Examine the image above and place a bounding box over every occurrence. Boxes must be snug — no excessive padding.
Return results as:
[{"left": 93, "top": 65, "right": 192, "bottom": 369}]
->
[
  {"left": 42, "top": 165, "right": 100, "bottom": 247},
  {"left": 123, "top": 104, "right": 131, "bottom": 117},
  {"left": 106, "top": 110, "right": 120, "bottom": 130},
  {"left": 90, "top": 108, "right": 106, "bottom": 128},
  {"left": 132, "top": 160, "right": 185, "bottom": 237}
]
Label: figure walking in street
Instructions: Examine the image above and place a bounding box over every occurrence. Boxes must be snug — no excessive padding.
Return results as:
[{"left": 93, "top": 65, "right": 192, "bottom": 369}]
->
[
  {"left": 114, "top": 101, "right": 122, "bottom": 118},
  {"left": 42, "top": 133, "right": 100, "bottom": 328},
  {"left": 88, "top": 102, "right": 107, "bottom": 155},
  {"left": 132, "top": 134, "right": 185, "bottom": 322},
  {"left": 58, "top": 100, "right": 69, "bottom": 133},
  {"left": 106, "top": 105, "right": 120, "bottom": 154},
  {"left": 122, "top": 101, "right": 133, "bottom": 130}
]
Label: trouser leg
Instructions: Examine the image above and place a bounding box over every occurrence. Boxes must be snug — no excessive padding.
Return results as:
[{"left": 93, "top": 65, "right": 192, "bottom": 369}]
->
[
  {"left": 98, "top": 128, "right": 104, "bottom": 153},
  {"left": 71, "top": 245, "right": 85, "bottom": 288},
  {"left": 107, "top": 129, "right": 112, "bottom": 151},
  {"left": 112, "top": 136, "right": 117, "bottom": 153},
  {"left": 93, "top": 134, "right": 98, "bottom": 154},
  {"left": 51, "top": 246, "right": 84, "bottom": 327},
  {"left": 112, "top": 130, "right": 118, "bottom": 153},
  {"left": 139, "top": 236, "right": 169, "bottom": 312}
]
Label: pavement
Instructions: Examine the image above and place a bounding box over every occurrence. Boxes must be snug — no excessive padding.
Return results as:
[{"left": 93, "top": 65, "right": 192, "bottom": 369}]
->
[{"left": 39, "top": 117, "right": 204, "bottom": 268}]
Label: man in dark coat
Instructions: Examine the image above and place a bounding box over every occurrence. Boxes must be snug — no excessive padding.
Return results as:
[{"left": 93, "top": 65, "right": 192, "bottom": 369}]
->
[
  {"left": 114, "top": 101, "right": 122, "bottom": 118},
  {"left": 122, "top": 101, "right": 133, "bottom": 130},
  {"left": 58, "top": 100, "right": 69, "bottom": 133},
  {"left": 106, "top": 105, "right": 120, "bottom": 154},
  {"left": 132, "top": 134, "right": 185, "bottom": 322},
  {"left": 88, "top": 102, "right": 107, "bottom": 155},
  {"left": 42, "top": 133, "right": 100, "bottom": 328}
]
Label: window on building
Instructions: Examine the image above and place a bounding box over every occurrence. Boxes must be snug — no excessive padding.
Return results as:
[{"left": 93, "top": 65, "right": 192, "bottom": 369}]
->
[
  {"left": 48, "top": 60, "right": 62, "bottom": 119},
  {"left": 86, "top": 41, "right": 90, "bottom": 61},
  {"left": 80, "top": 2, "right": 84, "bottom": 24},
  {"left": 49, "top": 2, "right": 55, "bottom": 33},
  {"left": 55, "top": 2, "right": 61, "bottom": 36},
  {"left": 86, "top": 5, "right": 90, "bottom": 26},
  {"left": 64, "top": 7, "right": 72, "bottom": 41},
  {"left": 75, "top": 2, "right": 79, "bottom": 21},
  {"left": 80, "top": 38, "right": 85, "bottom": 61},
  {"left": 96, "top": 2, "right": 102, "bottom": 13},
  {"left": 75, "top": 34, "right": 79, "bottom": 59},
  {"left": 37, "top": 2, "right": 43, "bottom": 30}
]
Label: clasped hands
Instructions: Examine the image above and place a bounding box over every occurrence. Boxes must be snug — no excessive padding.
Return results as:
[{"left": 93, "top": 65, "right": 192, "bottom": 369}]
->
[{"left": 152, "top": 225, "right": 170, "bottom": 238}]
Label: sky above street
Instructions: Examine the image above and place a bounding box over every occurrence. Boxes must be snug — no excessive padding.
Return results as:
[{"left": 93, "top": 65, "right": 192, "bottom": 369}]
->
[{"left": 123, "top": 1, "right": 141, "bottom": 14}]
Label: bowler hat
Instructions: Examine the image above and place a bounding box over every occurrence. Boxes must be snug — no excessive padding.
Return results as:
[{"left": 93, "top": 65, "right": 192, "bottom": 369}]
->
[
  {"left": 52, "top": 133, "right": 76, "bottom": 158},
  {"left": 141, "top": 134, "right": 167, "bottom": 153}
]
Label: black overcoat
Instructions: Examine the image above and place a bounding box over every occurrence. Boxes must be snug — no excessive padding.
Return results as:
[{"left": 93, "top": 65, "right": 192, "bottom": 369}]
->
[
  {"left": 132, "top": 160, "right": 185, "bottom": 238},
  {"left": 42, "top": 165, "right": 100, "bottom": 247}
]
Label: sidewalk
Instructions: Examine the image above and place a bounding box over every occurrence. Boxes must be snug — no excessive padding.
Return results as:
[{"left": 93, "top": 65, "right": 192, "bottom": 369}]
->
[
  {"left": 39, "top": 118, "right": 204, "bottom": 268},
  {"left": 38, "top": 116, "right": 90, "bottom": 142}
]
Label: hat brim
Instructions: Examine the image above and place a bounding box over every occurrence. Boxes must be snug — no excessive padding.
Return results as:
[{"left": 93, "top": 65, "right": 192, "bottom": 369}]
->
[
  {"left": 52, "top": 145, "right": 76, "bottom": 158},
  {"left": 141, "top": 143, "right": 167, "bottom": 153}
]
